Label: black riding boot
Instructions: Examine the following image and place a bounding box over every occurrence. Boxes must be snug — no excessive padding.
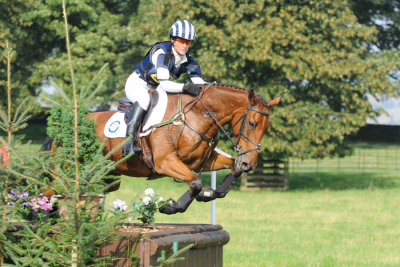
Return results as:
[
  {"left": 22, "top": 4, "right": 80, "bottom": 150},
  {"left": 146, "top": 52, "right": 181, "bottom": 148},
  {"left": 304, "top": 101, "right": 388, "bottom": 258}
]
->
[{"left": 122, "top": 102, "right": 146, "bottom": 157}]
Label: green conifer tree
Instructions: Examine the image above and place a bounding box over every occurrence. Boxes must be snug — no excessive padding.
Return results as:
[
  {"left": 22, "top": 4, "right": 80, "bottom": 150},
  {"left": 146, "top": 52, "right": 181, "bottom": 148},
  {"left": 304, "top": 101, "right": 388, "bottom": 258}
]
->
[{"left": 1, "top": 2, "right": 133, "bottom": 265}]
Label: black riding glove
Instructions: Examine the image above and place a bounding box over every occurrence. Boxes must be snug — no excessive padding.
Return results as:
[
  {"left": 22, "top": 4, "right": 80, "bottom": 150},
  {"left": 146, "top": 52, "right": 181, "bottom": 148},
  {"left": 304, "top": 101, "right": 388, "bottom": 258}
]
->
[{"left": 182, "top": 83, "right": 201, "bottom": 96}]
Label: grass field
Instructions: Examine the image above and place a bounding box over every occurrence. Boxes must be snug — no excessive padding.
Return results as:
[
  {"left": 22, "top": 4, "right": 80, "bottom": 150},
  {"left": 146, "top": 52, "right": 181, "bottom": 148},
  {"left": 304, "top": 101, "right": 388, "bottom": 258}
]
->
[
  {"left": 9, "top": 122, "right": 400, "bottom": 266},
  {"left": 106, "top": 172, "right": 400, "bottom": 267}
]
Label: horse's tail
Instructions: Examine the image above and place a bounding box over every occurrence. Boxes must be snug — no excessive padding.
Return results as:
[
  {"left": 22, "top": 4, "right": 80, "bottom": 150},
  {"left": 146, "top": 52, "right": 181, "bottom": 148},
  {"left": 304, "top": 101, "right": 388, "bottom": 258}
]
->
[{"left": 41, "top": 136, "right": 54, "bottom": 152}]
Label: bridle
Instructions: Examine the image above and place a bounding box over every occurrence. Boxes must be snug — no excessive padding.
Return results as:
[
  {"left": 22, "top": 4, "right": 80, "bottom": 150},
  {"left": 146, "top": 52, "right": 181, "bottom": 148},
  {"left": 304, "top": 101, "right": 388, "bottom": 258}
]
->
[
  {"left": 182, "top": 84, "right": 270, "bottom": 158},
  {"left": 232, "top": 103, "right": 270, "bottom": 156}
]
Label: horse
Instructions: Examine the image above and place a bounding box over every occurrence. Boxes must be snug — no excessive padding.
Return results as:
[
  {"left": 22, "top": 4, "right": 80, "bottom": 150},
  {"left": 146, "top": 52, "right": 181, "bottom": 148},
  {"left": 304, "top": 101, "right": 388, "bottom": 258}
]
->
[{"left": 89, "top": 83, "right": 280, "bottom": 214}]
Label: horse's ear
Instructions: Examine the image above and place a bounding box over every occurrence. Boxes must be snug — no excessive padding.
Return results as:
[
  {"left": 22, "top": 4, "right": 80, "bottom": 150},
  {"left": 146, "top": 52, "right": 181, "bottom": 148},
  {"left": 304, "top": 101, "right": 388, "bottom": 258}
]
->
[
  {"left": 248, "top": 89, "right": 257, "bottom": 106},
  {"left": 267, "top": 96, "right": 281, "bottom": 107}
]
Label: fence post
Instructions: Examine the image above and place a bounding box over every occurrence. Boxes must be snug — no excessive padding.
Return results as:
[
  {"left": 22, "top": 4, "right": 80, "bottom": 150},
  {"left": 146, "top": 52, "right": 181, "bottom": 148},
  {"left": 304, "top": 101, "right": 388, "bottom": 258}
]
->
[
  {"left": 211, "top": 171, "right": 216, "bottom": 225},
  {"left": 210, "top": 148, "right": 232, "bottom": 225}
]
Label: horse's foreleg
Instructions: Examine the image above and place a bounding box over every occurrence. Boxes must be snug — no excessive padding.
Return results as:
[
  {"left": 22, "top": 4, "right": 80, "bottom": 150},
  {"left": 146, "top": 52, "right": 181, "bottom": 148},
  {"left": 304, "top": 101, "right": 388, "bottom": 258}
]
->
[
  {"left": 199, "top": 150, "right": 236, "bottom": 173},
  {"left": 155, "top": 154, "right": 202, "bottom": 195},
  {"left": 196, "top": 172, "right": 242, "bottom": 202},
  {"left": 196, "top": 150, "right": 243, "bottom": 202},
  {"left": 159, "top": 190, "right": 195, "bottom": 214}
]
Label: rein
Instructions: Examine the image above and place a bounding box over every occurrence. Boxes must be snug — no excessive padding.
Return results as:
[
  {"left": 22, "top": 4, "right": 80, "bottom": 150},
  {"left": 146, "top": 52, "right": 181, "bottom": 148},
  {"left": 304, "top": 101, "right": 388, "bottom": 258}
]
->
[
  {"left": 182, "top": 84, "right": 270, "bottom": 157},
  {"left": 232, "top": 104, "right": 269, "bottom": 156}
]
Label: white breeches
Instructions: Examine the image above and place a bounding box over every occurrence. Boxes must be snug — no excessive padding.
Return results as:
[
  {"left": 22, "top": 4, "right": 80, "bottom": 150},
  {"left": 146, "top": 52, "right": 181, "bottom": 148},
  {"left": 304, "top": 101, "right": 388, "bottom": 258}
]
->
[{"left": 125, "top": 72, "right": 151, "bottom": 111}]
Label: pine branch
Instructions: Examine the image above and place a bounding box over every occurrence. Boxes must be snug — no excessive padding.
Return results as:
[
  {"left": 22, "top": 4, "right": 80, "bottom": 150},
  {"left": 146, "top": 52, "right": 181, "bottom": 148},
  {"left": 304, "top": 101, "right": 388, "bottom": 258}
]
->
[
  {"left": 80, "top": 63, "right": 108, "bottom": 101},
  {"left": 48, "top": 76, "right": 73, "bottom": 107}
]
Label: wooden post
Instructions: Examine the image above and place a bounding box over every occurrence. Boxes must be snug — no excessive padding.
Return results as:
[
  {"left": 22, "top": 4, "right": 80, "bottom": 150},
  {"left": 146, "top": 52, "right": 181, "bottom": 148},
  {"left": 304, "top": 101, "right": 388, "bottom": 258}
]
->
[{"left": 240, "top": 157, "right": 289, "bottom": 191}]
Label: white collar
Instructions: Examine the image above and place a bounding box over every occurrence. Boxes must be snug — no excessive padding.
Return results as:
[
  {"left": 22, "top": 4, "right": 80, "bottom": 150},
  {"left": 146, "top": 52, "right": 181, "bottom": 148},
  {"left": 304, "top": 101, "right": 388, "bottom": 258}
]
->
[{"left": 172, "top": 46, "right": 188, "bottom": 66}]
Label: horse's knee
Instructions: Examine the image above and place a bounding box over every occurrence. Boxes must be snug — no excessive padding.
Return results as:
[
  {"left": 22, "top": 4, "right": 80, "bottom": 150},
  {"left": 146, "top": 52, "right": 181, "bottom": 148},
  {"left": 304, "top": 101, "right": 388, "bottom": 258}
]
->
[
  {"left": 189, "top": 179, "right": 202, "bottom": 195},
  {"left": 103, "top": 177, "right": 121, "bottom": 193}
]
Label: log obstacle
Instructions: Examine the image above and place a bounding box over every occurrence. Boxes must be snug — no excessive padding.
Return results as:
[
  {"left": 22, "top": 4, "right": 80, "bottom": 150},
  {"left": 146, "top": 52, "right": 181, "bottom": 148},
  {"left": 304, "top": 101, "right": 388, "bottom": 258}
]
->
[{"left": 99, "top": 223, "right": 230, "bottom": 267}]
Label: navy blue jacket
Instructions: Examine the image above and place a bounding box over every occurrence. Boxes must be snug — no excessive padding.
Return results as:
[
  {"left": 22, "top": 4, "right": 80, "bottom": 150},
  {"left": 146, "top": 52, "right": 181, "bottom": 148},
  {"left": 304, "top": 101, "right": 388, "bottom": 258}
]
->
[{"left": 135, "top": 41, "right": 202, "bottom": 86}]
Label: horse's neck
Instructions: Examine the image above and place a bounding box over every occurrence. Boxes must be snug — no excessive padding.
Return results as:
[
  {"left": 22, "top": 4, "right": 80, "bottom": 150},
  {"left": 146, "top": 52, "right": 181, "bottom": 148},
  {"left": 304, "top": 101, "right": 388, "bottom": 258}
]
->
[{"left": 202, "top": 85, "right": 248, "bottom": 125}]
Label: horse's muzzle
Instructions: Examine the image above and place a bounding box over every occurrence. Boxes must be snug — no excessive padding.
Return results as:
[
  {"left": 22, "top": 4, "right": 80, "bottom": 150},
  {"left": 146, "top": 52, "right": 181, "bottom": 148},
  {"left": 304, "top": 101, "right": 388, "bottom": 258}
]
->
[{"left": 239, "top": 161, "right": 252, "bottom": 172}]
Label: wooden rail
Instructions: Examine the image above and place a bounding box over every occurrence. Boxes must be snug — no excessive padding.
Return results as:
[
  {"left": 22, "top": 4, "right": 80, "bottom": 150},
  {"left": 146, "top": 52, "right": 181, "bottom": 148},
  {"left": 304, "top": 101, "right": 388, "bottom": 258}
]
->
[{"left": 240, "top": 158, "right": 289, "bottom": 190}]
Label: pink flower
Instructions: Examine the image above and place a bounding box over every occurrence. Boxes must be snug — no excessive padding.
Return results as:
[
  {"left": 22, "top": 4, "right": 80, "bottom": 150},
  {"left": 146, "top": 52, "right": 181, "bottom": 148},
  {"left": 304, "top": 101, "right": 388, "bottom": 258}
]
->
[
  {"left": 37, "top": 197, "right": 47, "bottom": 205},
  {"left": 30, "top": 196, "right": 53, "bottom": 211},
  {"left": 41, "top": 203, "right": 53, "bottom": 211}
]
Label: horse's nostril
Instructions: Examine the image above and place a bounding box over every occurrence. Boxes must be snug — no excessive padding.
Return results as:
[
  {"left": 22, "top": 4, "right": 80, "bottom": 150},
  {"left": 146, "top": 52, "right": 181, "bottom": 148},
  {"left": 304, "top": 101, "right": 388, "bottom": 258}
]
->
[{"left": 241, "top": 162, "right": 251, "bottom": 172}]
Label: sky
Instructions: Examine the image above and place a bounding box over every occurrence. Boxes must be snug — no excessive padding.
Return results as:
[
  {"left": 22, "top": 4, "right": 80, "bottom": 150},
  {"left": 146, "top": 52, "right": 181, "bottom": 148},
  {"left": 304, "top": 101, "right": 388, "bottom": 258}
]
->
[{"left": 366, "top": 95, "right": 400, "bottom": 125}]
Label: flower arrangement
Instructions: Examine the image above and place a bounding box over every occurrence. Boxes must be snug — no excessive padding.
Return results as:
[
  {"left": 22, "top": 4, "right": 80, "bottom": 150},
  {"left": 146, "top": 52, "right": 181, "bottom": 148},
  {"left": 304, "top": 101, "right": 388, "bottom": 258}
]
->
[
  {"left": 132, "top": 188, "right": 169, "bottom": 230},
  {"left": 7, "top": 190, "right": 30, "bottom": 207},
  {"left": 112, "top": 198, "right": 128, "bottom": 213},
  {"left": 31, "top": 195, "right": 53, "bottom": 211},
  {"left": 7, "top": 191, "right": 54, "bottom": 222}
]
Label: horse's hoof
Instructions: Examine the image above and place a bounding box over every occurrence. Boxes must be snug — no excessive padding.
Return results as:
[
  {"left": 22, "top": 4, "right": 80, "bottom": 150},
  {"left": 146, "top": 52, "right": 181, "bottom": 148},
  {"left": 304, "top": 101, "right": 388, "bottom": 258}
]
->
[
  {"left": 159, "top": 199, "right": 177, "bottom": 214},
  {"left": 189, "top": 179, "right": 202, "bottom": 195},
  {"left": 233, "top": 169, "right": 243, "bottom": 178},
  {"left": 196, "top": 186, "right": 216, "bottom": 202},
  {"left": 159, "top": 206, "right": 176, "bottom": 214}
]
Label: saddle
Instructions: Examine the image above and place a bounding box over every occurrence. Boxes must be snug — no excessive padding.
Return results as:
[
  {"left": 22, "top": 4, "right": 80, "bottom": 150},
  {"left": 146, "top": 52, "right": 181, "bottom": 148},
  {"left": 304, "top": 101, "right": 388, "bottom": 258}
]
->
[
  {"left": 117, "top": 88, "right": 159, "bottom": 171},
  {"left": 117, "top": 88, "right": 159, "bottom": 124}
]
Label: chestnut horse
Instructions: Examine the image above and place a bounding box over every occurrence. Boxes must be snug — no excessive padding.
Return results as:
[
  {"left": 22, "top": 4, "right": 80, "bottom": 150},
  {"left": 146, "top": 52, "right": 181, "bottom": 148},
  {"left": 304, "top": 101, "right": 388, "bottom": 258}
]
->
[{"left": 90, "top": 83, "right": 280, "bottom": 214}]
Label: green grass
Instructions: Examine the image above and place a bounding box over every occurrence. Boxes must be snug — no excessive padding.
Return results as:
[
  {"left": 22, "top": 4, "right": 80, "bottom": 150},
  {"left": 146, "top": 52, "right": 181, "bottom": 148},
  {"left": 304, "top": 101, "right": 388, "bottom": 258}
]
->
[{"left": 106, "top": 172, "right": 400, "bottom": 267}]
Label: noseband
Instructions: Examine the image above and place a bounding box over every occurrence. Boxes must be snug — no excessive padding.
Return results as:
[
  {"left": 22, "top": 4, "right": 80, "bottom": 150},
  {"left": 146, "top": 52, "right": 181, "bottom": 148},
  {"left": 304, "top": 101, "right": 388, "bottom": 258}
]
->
[
  {"left": 186, "top": 84, "right": 270, "bottom": 158},
  {"left": 232, "top": 104, "right": 269, "bottom": 156}
]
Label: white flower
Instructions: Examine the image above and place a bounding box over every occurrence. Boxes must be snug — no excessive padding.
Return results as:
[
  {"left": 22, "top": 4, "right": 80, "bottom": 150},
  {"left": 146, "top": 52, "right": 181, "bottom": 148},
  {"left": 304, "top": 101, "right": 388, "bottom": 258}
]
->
[
  {"left": 49, "top": 196, "right": 57, "bottom": 205},
  {"left": 156, "top": 196, "right": 164, "bottom": 205},
  {"left": 142, "top": 196, "right": 152, "bottom": 205},
  {"left": 113, "top": 199, "right": 128, "bottom": 211},
  {"left": 144, "top": 188, "right": 155, "bottom": 197}
]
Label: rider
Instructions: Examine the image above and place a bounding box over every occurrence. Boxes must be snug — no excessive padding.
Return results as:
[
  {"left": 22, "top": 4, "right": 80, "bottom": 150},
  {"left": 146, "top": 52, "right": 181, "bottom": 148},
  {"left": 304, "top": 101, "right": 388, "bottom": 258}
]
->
[{"left": 122, "top": 20, "right": 206, "bottom": 156}]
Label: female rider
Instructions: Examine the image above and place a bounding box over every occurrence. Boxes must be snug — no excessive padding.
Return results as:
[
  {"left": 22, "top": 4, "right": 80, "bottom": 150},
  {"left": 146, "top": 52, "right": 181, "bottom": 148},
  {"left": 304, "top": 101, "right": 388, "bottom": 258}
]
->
[{"left": 123, "top": 20, "right": 206, "bottom": 156}]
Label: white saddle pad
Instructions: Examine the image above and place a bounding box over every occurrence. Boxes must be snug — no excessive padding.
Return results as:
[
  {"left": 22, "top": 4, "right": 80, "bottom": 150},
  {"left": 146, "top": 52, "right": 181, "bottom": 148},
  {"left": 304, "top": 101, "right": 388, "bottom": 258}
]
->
[{"left": 104, "top": 87, "right": 168, "bottom": 138}]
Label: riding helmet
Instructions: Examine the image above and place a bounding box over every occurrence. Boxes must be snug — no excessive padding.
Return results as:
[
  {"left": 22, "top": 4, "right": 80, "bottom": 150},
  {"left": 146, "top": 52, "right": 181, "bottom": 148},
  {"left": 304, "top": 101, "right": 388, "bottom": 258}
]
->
[{"left": 169, "top": 20, "right": 196, "bottom": 41}]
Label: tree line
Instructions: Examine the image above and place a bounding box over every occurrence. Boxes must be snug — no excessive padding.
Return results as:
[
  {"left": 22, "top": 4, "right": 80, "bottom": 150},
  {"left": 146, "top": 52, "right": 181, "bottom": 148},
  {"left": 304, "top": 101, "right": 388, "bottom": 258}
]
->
[{"left": 1, "top": 0, "right": 399, "bottom": 159}]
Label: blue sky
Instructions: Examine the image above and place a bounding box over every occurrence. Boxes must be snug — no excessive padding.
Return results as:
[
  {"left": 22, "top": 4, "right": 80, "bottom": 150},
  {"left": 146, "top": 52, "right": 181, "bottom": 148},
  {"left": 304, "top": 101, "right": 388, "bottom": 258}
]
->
[{"left": 367, "top": 95, "right": 400, "bottom": 125}]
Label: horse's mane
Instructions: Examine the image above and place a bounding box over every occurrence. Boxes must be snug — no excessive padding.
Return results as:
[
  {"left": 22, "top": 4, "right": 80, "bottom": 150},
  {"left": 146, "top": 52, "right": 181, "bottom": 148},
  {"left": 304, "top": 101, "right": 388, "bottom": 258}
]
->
[
  {"left": 209, "top": 83, "right": 249, "bottom": 93},
  {"left": 208, "top": 83, "right": 269, "bottom": 108}
]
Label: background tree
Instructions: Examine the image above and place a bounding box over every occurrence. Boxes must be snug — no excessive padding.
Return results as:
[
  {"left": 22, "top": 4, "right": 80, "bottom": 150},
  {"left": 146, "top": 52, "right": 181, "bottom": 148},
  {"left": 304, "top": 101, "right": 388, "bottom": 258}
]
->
[
  {"left": 0, "top": 0, "right": 139, "bottom": 114},
  {"left": 350, "top": 0, "right": 400, "bottom": 50},
  {"left": 349, "top": 0, "right": 400, "bottom": 88},
  {"left": 129, "top": 0, "right": 400, "bottom": 158},
  {"left": 0, "top": 0, "right": 49, "bottom": 115},
  {"left": 2, "top": 0, "right": 399, "bottom": 159}
]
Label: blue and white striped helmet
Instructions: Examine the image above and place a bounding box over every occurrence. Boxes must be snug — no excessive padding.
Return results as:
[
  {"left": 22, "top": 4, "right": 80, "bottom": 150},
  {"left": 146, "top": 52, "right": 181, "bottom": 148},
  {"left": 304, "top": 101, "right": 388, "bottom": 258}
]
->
[{"left": 169, "top": 20, "right": 196, "bottom": 41}]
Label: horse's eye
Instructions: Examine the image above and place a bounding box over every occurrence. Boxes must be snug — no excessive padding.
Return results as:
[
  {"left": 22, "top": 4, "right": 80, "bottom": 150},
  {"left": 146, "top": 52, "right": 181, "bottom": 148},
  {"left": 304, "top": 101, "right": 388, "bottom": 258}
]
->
[{"left": 248, "top": 121, "right": 256, "bottom": 129}]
